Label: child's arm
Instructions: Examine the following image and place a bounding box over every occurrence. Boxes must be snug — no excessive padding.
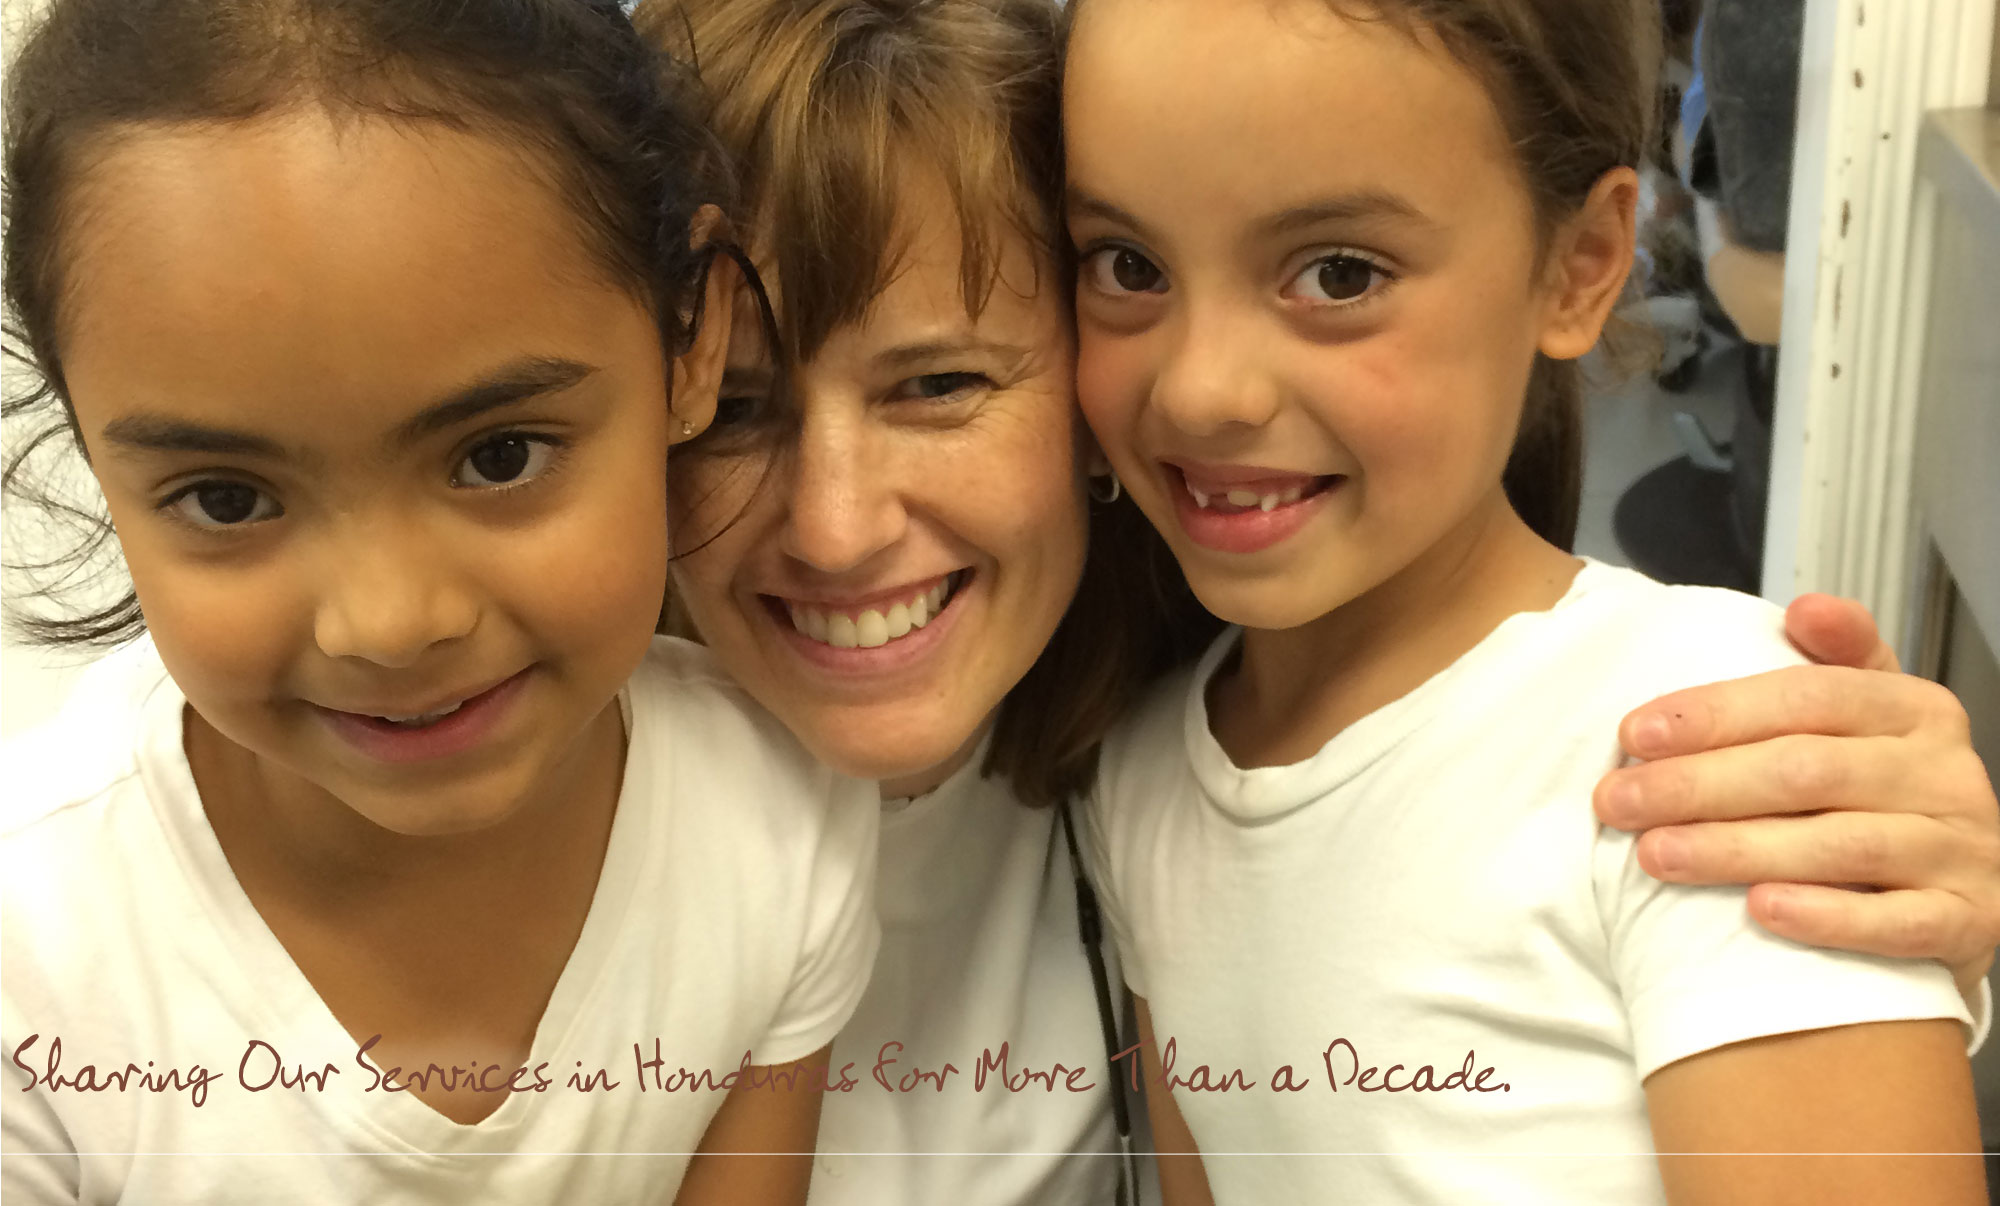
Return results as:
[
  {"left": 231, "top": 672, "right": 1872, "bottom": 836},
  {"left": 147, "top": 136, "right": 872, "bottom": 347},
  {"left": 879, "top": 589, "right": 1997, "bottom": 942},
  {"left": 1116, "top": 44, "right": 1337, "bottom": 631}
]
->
[
  {"left": 671, "top": 1044, "right": 833, "bottom": 1206},
  {"left": 1644, "top": 1020, "right": 1984, "bottom": 1205},
  {"left": 1135, "top": 998, "right": 1216, "bottom": 1206}
]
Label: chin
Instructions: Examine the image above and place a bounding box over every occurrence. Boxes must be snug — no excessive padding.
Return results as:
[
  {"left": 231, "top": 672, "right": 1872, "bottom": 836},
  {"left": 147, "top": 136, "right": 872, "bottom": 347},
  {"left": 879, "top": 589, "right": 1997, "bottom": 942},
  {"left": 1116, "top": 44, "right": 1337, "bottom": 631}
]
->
[
  {"left": 1183, "top": 577, "right": 1329, "bottom": 634},
  {"left": 354, "top": 800, "right": 521, "bottom": 838},
  {"left": 329, "top": 772, "right": 537, "bottom": 838},
  {"left": 803, "top": 717, "right": 978, "bottom": 792}
]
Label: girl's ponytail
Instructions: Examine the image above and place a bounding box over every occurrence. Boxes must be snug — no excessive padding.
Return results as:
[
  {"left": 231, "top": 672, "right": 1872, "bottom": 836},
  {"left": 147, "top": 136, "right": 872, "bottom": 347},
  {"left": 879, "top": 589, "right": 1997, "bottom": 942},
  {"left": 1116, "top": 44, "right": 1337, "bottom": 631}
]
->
[{"left": 1504, "top": 355, "right": 1585, "bottom": 552}]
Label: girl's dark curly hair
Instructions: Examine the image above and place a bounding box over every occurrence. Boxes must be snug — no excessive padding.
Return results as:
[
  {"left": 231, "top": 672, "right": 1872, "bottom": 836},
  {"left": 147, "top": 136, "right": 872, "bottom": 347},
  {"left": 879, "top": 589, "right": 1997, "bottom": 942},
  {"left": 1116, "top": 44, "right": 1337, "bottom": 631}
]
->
[{"left": 3, "top": 0, "right": 739, "bottom": 645}]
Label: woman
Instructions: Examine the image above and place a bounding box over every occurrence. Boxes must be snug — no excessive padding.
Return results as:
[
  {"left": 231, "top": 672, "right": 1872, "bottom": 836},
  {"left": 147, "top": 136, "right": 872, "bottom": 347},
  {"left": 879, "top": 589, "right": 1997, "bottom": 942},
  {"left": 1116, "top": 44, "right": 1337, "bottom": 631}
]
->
[{"left": 635, "top": 1, "right": 2000, "bottom": 1203}]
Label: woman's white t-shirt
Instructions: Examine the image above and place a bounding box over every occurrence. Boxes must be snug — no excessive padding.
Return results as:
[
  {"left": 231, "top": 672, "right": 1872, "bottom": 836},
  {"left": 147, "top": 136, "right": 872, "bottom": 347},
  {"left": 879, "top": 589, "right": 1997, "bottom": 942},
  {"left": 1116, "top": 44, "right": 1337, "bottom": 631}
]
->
[
  {"left": 1, "top": 637, "right": 880, "bottom": 1205},
  {"left": 809, "top": 747, "right": 1127, "bottom": 1206}
]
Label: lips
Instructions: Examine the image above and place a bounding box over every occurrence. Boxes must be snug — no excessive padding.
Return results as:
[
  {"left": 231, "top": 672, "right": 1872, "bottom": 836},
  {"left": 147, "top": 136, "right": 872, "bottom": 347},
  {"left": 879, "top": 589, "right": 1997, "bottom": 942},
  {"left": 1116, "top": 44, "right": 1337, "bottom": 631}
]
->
[
  {"left": 759, "top": 570, "right": 972, "bottom": 673},
  {"left": 1166, "top": 463, "right": 1344, "bottom": 554},
  {"left": 777, "top": 572, "right": 966, "bottom": 649},
  {"left": 314, "top": 668, "right": 531, "bottom": 764}
]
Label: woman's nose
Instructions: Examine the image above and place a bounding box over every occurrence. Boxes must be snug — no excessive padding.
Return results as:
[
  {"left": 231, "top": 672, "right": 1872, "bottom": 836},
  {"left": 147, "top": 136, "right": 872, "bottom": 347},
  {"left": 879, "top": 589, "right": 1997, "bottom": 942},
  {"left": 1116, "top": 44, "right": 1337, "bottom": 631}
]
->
[{"left": 779, "top": 411, "right": 909, "bottom": 576}]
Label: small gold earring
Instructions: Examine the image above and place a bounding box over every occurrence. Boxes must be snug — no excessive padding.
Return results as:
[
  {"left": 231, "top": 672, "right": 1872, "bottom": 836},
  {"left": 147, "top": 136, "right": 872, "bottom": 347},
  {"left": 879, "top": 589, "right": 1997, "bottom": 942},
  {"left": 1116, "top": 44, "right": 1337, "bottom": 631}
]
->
[{"left": 679, "top": 420, "right": 696, "bottom": 437}]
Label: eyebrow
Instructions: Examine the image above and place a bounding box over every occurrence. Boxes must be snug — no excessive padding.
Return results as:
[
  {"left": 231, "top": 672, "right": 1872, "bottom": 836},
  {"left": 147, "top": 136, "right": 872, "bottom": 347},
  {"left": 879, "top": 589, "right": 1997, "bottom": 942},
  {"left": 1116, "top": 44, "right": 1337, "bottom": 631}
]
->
[
  {"left": 390, "top": 358, "right": 597, "bottom": 444},
  {"left": 871, "top": 337, "right": 1032, "bottom": 373},
  {"left": 1066, "top": 189, "right": 1156, "bottom": 241},
  {"left": 98, "top": 357, "right": 600, "bottom": 461},
  {"left": 1068, "top": 187, "right": 1435, "bottom": 242},
  {"left": 1257, "top": 192, "right": 1434, "bottom": 238}
]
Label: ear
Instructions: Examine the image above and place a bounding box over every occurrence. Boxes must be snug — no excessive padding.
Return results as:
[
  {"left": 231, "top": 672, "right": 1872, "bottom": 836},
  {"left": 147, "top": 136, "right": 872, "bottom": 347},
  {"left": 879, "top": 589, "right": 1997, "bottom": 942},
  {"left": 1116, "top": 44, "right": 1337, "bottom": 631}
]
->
[
  {"left": 1536, "top": 166, "right": 1640, "bottom": 362},
  {"left": 668, "top": 204, "right": 741, "bottom": 446},
  {"left": 1080, "top": 433, "right": 1112, "bottom": 480}
]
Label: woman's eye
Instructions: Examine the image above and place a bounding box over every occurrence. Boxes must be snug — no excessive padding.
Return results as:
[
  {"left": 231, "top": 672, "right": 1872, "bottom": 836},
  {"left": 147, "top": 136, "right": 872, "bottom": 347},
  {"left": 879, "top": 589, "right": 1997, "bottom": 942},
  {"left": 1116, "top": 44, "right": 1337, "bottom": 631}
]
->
[
  {"left": 1288, "top": 253, "right": 1392, "bottom": 306},
  {"left": 452, "top": 434, "right": 559, "bottom": 489},
  {"left": 892, "top": 372, "right": 990, "bottom": 403},
  {"left": 706, "top": 396, "right": 759, "bottom": 430},
  {"left": 162, "top": 482, "right": 282, "bottom": 529},
  {"left": 1083, "top": 246, "right": 1168, "bottom": 296},
  {"left": 700, "top": 363, "right": 779, "bottom": 434}
]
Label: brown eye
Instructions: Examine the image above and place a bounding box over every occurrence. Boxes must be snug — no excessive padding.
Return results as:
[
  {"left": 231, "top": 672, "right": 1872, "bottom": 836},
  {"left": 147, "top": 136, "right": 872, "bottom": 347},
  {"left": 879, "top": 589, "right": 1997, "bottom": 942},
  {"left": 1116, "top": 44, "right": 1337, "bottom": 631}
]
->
[
  {"left": 1288, "top": 251, "right": 1391, "bottom": 307},
  {"left": 473, "top": 437, "right": 530, "bottom": 481},
  {"left": 1318, "top": 256, "right": 1376, "bottom": 301},
  {"left": 453, "top": 433, "right": 558, "bottom": 489},
  {"left": 896, "top": 372, "right": 989, "bottom": 402},
  {"left": 1112, "top": 250, "right": 1162, "bottom": 292},
  {"left": 1086, "top": 246, "right": 1168, "bottom": 296},
  {"left": 197, "top": 484, "right": 259, "bottom": 524},
  {"left": 162, "top": 481, "right": 281, "bottom": 529}
]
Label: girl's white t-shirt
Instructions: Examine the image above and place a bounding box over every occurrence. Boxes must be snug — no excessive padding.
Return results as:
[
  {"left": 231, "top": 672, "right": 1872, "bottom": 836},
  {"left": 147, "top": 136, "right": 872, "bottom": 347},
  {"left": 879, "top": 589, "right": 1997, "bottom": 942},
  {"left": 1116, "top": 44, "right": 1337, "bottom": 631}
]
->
[
  {"left": 809, "top": 748, "right": 1127, "bottom": 1206},
  {"left": 1084, "top": 561, "right": 1974, "bottom": 1205},
  {"left": 0, "top": 637, "right": 880, "bottom": 1205}
]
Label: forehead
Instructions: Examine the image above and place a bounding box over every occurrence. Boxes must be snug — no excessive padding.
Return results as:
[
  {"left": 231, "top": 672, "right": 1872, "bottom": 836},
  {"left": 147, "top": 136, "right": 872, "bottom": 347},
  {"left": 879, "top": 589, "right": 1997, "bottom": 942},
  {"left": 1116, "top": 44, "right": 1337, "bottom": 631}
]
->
[
  {"left": 60, "top": 112, "right": 645, "bottom": 433},
  {"left": 746, "top": 158, "right": 1064, "bottom": 365},
  {"left": 1064, "top": 0, "right": 1520, "bottom": 231}
]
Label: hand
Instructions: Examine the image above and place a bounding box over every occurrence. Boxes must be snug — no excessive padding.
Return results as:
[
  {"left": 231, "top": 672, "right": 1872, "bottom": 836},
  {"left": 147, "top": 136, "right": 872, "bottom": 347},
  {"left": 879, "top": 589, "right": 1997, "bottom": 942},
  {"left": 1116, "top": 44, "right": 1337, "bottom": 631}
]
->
[{"left": 1594, "top": 594, "right": 2000, "bottom": 997}]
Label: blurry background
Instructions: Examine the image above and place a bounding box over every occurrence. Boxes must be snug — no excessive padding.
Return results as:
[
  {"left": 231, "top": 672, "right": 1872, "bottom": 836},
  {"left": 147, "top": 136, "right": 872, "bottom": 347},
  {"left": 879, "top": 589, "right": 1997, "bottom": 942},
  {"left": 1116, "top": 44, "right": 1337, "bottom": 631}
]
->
[{"left": 1569, "top": 1, "right": 2000, "bottom": 1183}]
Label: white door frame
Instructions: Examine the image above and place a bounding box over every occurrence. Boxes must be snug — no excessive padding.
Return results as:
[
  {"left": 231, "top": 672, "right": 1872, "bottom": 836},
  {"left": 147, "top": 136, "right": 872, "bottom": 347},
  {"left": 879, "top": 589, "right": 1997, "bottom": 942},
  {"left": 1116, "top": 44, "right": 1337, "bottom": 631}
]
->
[{"left": 1763, "top": 0, "right": 1997, "bottom": 652}]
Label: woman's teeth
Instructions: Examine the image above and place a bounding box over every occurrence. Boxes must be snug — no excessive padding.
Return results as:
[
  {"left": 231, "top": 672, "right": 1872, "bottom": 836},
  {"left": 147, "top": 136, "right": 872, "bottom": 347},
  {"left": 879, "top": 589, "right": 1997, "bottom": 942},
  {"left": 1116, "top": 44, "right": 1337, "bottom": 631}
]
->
[
  {"left": 1187, "top": 484, "right": 1307, "bottom": 512},
  {"left": 787, "top": 577, "right": 958, "bottom": 649}
]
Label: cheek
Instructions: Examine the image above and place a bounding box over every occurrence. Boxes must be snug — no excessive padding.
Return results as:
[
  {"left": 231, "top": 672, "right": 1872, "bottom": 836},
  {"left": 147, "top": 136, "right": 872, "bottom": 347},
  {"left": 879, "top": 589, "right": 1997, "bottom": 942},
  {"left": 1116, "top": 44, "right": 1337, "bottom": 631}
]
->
[
  {"left": 1072, "top": 325, "right": 1149, "bottom": 444},
  {"left": 667, "top": 450, "right": 763, "bottom": 552},
  {"left": 523, "top": 457, "right": 670, "bottom": 659},
  {"left": 137, "top": 566, "right": 307, "bottom": 715},
  {"left": 667, "top": 475, "right": 781, "bottom": 637},
  {"left": 106, "top": 501, "right": 305, "bottom": 710},
  {"left": 968, "top": 414, "right": 1091, "bottom": 604},
  {"left": 1335, "top": 307, "right": 1532, "bottom": 485}
]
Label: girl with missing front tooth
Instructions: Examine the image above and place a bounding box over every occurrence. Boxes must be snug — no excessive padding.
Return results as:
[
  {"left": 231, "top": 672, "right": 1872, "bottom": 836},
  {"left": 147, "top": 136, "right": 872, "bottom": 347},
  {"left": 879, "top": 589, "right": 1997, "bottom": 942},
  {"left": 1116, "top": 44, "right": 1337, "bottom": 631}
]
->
[
  {"left": 1066, "top": 0, "right": 1984, "bottom": 1202},
  {"left": 0, "top": 2, "right": 878, "bottom": 1202}
]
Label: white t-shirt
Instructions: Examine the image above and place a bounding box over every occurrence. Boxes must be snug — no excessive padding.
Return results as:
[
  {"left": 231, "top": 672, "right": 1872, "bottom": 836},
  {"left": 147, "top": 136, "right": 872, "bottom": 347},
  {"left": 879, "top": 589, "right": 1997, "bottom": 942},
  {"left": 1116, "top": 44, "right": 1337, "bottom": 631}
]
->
[
  {"left": 810, "top": 748, "right": 1125, "bottom": 1206},
  {"left": 1085, "top": 562, "right": 1973, "bottom": 1205},
  {"left": 1, "top": 637, "right": 880, "bottom": 1205}
]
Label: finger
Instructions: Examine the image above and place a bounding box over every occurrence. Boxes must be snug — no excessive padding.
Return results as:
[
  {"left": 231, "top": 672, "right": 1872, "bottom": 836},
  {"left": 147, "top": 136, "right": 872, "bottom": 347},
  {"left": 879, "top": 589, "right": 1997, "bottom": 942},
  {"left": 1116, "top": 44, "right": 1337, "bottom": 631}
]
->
[
  {"left": 1597, "top": 733, "right": 1932, "bottom": 829},
  {"left": 1783, "top": 593, "right": 1900, "bottom": 673},
  {"left": 1617, "top": 663, "right": 1958, "bottom": 759},
  {"left": 1746, "top": 882, "right": 1985, "bottom": 971},
  {"left": 1632, "top": 812, "right": 1958, "bottom": 890}
]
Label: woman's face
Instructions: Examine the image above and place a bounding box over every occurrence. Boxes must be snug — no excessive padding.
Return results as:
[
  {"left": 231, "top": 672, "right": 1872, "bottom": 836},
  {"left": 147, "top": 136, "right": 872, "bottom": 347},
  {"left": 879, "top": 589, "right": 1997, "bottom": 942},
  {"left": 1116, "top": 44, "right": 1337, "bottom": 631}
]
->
[{"left": 668, "top": 165, "right": 1090, "bottom": 796}]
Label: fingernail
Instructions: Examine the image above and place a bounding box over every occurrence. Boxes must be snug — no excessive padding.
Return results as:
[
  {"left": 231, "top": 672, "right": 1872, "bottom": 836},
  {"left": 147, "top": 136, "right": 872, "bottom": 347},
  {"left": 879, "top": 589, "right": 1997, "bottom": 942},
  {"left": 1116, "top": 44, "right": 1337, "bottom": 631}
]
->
[
  {"left": 1631, "top": 713, "right": 1673, "bottom": 757},
  {"left": 1649, "top": 832, "right": 1687, "bottom": 874},
  {"left": 1762, "top": 886, "right": 1793, "bottom": 924},
  {"left": 1604, "top": 777, "right": 1644, "bottom": 826}
]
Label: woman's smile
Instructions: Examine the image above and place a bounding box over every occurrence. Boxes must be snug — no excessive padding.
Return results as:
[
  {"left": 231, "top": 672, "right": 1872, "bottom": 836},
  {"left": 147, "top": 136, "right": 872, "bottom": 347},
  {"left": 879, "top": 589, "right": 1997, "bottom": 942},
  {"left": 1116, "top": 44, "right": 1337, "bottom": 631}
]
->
[{"left": 768, "top": 570, "right": 971, "bottom": 653}]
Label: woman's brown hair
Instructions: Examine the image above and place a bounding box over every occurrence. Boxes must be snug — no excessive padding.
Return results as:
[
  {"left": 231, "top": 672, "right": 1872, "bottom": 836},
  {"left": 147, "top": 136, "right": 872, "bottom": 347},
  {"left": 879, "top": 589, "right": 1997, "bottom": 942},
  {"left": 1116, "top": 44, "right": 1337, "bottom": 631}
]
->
[
  {"left": 1064, "top": 0, "right": 1663, "bottom": 550},
  {"left": 636, "top": 0, "right": 1220, "bottom": 806}
]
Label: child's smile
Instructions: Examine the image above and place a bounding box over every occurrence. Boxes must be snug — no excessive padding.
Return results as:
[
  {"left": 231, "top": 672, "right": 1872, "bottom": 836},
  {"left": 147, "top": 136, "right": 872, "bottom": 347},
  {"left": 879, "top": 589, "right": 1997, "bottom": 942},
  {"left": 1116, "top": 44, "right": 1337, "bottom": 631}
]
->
[
  {"left": 311, "top": 665, "right": 534, "bottom": 764},
  {"left": 1064, "top": 0, "right": 1612, "bottom": 636},
  {"left": 1165, "top": 460, "right": 1347, "bottom": 555}
]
